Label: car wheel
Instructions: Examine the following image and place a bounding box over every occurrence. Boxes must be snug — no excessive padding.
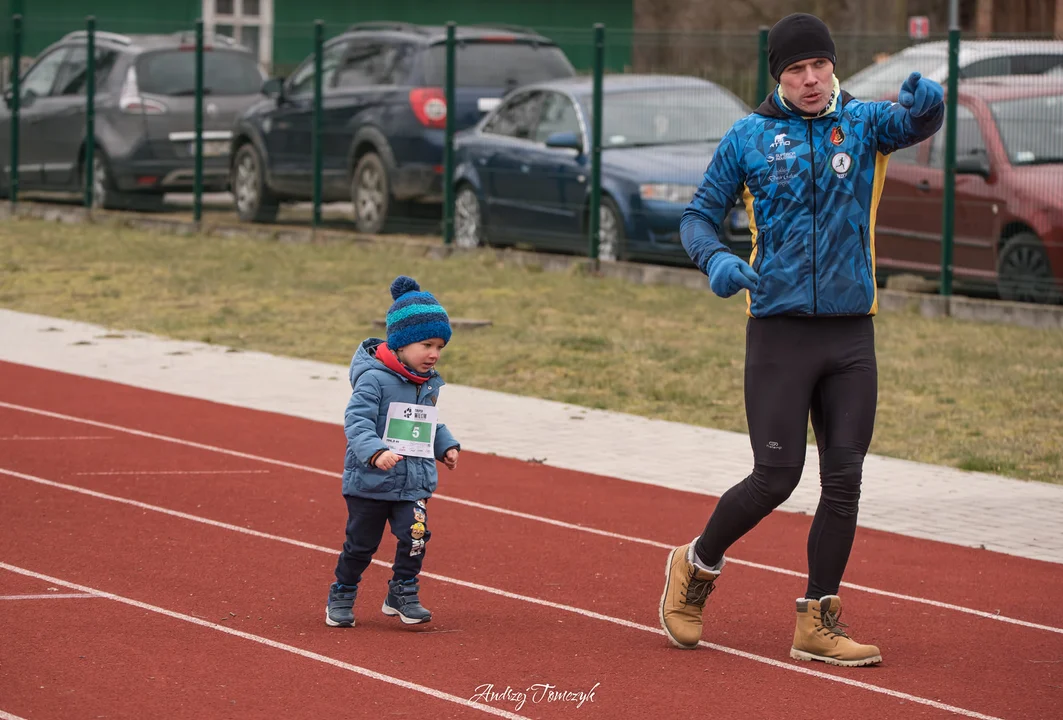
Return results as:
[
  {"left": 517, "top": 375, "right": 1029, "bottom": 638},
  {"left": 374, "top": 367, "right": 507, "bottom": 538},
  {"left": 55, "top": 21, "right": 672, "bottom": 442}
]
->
[
  {"left": 232, "top": 143, "right": 279, "bottom": 223},
  {"left": 351, "top": 152, "right": 389, "bottom": 234},
  {"left": 454, "top": 185, "right": 485, "bottom": 248},
  {"left": 997, "top": 232, "right": 1060, "bottom": 305},
  {"left": 597, "top": 197, "right": 625, "bottom": 262}
]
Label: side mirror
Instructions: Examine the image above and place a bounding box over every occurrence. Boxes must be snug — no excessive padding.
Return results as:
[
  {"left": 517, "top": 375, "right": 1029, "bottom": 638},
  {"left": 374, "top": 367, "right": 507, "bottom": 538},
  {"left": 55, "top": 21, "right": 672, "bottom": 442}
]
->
[
  {"left": 261, "top": 77, "right": 284, "bottom": 101},
  {"left": 545, "top": 131, "right": 582, "bottom": 152},
  {"left": 2, "top": 88, "right": 12, "bottom": 108},
  {"left": 955, "top": 151, "right": 990, "bottom": 178}
]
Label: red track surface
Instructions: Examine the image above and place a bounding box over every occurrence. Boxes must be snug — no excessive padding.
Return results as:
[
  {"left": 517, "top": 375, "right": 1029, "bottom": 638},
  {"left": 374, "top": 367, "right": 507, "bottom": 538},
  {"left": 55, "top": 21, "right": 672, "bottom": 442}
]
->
[{"left": 1, "top": 360, "right": 1061, "bottom": 719}]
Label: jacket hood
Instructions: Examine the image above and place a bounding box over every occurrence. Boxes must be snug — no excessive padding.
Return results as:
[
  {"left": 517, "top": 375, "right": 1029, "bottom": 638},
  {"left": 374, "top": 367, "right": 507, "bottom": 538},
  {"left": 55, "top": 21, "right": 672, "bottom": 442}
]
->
[{"left": 349, "top": 338, "right": 385, "bottom": 389}]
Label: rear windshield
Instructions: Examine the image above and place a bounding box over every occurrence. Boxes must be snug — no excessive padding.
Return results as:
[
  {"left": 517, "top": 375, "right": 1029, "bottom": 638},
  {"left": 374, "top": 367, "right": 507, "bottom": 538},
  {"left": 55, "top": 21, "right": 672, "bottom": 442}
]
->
[
  {"left": 422, "top": 42, "right": 574, "bottom": 88},
  {"left": 136, "top": 49, "right": 263, "bottom": 96}
]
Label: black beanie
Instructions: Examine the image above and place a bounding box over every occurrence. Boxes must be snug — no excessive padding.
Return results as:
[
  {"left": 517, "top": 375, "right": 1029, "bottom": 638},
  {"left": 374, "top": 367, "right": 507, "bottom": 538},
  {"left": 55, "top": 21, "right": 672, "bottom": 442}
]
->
[{"left": 768, "top": 13, "right": 836, "bottom": 82}]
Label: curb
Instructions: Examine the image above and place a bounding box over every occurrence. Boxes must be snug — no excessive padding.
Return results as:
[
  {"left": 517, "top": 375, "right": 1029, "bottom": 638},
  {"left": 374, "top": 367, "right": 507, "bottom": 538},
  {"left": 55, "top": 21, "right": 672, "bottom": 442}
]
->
[{"left": 4, "top": 200, "right": 1061, "bottom": 331}]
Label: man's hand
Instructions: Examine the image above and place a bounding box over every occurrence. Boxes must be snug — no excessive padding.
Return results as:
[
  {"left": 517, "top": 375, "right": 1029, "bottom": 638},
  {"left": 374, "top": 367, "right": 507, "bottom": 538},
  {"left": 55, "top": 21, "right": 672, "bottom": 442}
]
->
[
  {"left": 442, "top": 448, "right": 459, "bottom": 471},
  {"left": 707, "top": 253, "right": 759, "bottom": 298},
  {"left": 374, "top": 450, "right": 403, "bottom": 470},
  {"left": 898, "top": 72, "right": 943, "bottom": 118}
]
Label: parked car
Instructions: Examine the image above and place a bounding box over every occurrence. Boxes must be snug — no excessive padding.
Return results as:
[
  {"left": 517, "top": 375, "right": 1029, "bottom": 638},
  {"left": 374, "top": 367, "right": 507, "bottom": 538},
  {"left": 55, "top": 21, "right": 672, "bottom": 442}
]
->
[
  {"left": 875, "top": 76, "right": 1063, "bottom": 304},
  {"left": 450, "top": 74, "right": 753, "bottom": 265},
  {"left": 0, "top": 29, "right": 265, "bottom": 209},
  {"left": 229, "top": 22, "right": 576, "bottom": 232},
  {"left": 843, "top": 40, "right": 1063, "bottom": 101}
]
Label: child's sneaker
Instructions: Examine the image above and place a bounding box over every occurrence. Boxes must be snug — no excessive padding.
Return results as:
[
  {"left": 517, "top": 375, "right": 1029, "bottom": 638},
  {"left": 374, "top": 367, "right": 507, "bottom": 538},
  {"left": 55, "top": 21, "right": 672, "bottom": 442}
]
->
[
  {"left": 326, "top": 582, "right": 358, "bottom": 627},
  {"left": 381, "top": 578, "right": 432, "bottom": 624}
]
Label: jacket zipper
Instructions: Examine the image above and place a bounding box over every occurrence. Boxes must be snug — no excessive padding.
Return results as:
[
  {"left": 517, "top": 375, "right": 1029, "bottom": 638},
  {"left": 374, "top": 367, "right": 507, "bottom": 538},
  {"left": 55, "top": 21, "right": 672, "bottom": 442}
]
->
[
  {"left": 807, "top": 119, "right": 818, "bottom": 314},
  {"left": 859, "top": 224, "right": 873, "bottom": 281}
]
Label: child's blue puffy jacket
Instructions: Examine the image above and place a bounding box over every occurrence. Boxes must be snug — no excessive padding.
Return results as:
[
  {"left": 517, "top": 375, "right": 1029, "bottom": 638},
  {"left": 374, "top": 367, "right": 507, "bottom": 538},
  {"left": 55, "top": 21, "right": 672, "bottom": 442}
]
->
[
  {"left": 681, "top": 84, "right": 943, "bottom": 317},
  {"left": 341, "top": 338, "right": 459, "bottom": 501}
]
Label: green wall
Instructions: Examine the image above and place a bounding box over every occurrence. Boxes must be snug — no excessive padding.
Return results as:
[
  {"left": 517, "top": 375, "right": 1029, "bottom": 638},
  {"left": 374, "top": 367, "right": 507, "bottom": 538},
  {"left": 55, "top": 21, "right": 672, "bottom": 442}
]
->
[
  {"left": 272, "top": 0, "right": 633, "bottom": 74},
  {"left": 3, "top": 0, "right": 633, "bottom": 73},
  {"left": 2, "top": 0, "right": 199, "bottom": 56}
]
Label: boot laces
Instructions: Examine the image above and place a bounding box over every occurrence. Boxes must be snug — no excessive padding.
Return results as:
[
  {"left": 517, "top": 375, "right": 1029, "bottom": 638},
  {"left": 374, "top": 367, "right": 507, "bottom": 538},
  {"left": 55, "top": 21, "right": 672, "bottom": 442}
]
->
[
  {"left": 683, "top": 571, "right": 715, "bottom": 608},
  {"left": 818, "top": 608, "right": 850, "bottom": 639}
]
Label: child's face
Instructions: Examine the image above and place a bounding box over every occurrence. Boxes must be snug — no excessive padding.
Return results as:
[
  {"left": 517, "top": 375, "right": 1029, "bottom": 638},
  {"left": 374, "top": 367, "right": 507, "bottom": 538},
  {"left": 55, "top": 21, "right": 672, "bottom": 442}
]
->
[{"left": 397, "top": 338, "right": 446, "bottom": 373}]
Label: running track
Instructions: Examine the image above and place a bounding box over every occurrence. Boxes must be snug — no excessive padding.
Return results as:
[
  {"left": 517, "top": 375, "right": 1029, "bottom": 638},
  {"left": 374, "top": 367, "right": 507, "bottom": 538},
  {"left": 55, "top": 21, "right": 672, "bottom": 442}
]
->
[{"left": 1, "top": 360, "right": 1061, "bottom": 719}]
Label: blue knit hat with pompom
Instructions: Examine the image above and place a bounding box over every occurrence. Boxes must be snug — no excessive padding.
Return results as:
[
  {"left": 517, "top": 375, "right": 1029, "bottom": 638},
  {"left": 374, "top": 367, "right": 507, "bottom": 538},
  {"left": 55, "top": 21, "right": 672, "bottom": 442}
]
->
[{"left": 385, "top": 276, "right": 452, "bottom": 349}]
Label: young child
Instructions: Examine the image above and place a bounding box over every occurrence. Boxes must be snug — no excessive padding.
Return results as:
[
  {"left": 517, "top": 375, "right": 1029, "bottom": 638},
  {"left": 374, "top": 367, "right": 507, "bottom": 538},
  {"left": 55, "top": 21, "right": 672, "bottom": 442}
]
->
[{"left": 326, "top": 275, "right": 460, "bottom": 628}]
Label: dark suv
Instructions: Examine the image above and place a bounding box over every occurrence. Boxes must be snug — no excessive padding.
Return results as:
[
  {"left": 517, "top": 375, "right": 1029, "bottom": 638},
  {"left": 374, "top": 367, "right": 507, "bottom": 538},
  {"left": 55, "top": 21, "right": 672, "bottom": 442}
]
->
[
  {"left": 0, "top": 30, "right": 265, "bottom": 209},
  {"left": 229, "top": 22, "right": 576, "bottom": 232}
]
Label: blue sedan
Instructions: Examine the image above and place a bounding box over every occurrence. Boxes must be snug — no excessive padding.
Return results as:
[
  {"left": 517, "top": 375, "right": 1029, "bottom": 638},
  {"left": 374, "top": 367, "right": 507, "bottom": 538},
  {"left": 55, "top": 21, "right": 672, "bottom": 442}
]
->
[{"left": 451, "top": 74, "right": 753, "bottom": 266}]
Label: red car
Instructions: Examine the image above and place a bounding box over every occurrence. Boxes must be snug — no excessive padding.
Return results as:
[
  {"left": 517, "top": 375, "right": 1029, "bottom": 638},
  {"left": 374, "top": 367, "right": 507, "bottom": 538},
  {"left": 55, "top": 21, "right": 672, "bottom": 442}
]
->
[{"left": 875, "top": 76, "right": 1063, "bottom": 304}]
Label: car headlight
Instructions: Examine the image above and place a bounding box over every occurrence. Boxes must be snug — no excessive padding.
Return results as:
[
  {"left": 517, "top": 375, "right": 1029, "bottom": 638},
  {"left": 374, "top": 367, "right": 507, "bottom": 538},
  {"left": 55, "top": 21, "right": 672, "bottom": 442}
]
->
[{"left": 639, "top": 183, "right": 698, "bottom": 204}]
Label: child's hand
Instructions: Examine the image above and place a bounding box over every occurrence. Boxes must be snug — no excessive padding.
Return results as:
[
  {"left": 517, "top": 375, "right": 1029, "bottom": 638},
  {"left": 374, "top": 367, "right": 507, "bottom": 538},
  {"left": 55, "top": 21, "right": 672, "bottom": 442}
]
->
[
  {"left": 443, "top": 448, "right": 459, "bottom": 471},
  {"left": 374, "top": 450, "right": 403, "bottom": 470}
]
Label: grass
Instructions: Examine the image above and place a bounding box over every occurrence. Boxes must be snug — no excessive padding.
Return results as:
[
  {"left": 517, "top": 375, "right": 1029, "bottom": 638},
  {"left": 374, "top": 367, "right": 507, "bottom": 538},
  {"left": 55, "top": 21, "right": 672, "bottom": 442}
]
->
[{"left": 2, "top": 216, "right": 1062, "bottom": 484}]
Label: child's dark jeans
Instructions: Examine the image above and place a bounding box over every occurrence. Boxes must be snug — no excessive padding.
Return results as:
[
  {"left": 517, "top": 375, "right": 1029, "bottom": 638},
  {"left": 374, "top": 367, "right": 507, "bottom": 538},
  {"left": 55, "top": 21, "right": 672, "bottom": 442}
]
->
[{"left": 334, "top": 495, "right": 431, "bottom": 586}]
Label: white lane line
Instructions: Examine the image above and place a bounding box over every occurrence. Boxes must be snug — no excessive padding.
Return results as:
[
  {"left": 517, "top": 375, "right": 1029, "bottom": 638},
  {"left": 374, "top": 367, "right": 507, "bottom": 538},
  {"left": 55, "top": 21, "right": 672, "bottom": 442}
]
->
[
  {"left": 0, "top": 400, "right": 1059, "bottom": 636},
  {"left": 0, "top": 710, "right": 30, "bottom": 720},
  {"left": 0, "top": 563, "right": 531, "bottom": 720},
  {"left": 0, "top": 467, "right": 1007, "bottom": 719},
  {"left": 76, "top": 470, "right": 271, "bottom": 476},
  {"left": 0, "top": 593, "right": 99, "bottom": 600},
  {"left": 0, "top": 436, "right": 110, "bottom": 440}
]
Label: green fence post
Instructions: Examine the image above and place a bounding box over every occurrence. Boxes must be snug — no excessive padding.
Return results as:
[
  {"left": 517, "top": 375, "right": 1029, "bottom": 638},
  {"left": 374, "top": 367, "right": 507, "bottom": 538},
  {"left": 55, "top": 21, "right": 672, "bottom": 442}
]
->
[
  {"left": 193, "top": 19, "right": 204, "bottom": 225},
  {"left": 442, "top": 21, "right": 456, "bottom": 245},
  {"left": 84, "top": 16, "right": 96, "bottom": 210},
  {"left": 312, "top": 20, "right": 323, "bottom": 231},
  {"left": 8, "top": 14, "right": 22, "bottom": 208},
  {"left": 940, "top": 27, "right": 960, "bottom": 298},
  {"left": 757, "top": 26, "right": 769, "bottom": 103},
  {"left": 589, "top": 23, "right": 604, "bottom": 263}
]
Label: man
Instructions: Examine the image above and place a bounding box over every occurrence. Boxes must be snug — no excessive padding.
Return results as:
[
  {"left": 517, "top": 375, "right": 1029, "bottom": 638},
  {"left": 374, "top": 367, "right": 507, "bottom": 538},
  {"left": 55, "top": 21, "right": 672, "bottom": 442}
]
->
[{"left": 660, "top": 13, "right": 944, "bottom": 666}]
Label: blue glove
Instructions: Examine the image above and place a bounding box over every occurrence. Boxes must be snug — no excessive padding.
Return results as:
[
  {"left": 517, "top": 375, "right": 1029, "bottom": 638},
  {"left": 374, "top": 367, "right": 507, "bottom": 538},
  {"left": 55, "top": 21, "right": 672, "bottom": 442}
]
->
[
  {"left": 898, "top": 72, "right": 943, "bottom": 117},
  {"left": 706, "top": 253, "right": 759, "bottom": 298}
]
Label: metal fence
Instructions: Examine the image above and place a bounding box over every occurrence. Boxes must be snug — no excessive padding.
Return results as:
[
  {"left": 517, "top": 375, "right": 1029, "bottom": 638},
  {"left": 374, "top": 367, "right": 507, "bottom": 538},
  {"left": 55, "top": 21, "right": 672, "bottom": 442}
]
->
[{"left": 3, "top": 15, "right": 1063, "bottom": 305}]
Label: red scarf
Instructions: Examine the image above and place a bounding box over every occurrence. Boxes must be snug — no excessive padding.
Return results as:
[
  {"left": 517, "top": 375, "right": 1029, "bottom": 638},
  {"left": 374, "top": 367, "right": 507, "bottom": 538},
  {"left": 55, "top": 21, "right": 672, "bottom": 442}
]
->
[{"left": 376, "top": 343, "right": 429, "bottom": 384}]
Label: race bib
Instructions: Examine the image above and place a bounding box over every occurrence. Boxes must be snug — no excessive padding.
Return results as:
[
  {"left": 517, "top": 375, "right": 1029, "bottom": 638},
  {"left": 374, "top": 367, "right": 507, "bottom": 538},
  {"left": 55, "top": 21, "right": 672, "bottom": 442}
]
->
[{"left": 383, "top": 402, "right": 437, "bottom": 459}]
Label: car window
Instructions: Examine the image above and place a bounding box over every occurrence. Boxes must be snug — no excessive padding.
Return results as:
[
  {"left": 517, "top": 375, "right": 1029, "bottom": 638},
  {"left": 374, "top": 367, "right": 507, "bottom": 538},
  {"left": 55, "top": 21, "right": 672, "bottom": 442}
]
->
[
  {"left": 287, "top": 40, "right": 348, "bottom": 95},
  {"left": 20, "top": 48, "right": 68, "bottom": 98},
  {"left": 51, "top": 46, "right": 119, "bottom": 96},
  {"left": 590, "top": 87, "right": 748, "bottom": 148},
  {"left": 1011, "top": 54, "right": 1063, "bottom": 74},
  {"left": 422, "top": 42, "right": 574, "bottom": 89},
  {"left": 334, "top": 43, "right": 401, "bottom": 88},
  {"left": 136, "top": 49, "right": 263, "bottom": 96},
  {"left": 533, "top": 92, "right": 581, "bottom": 143},
  {"left": 990, "top": 93, "right": 1063, "bottom": 165},
  {"left": 482, "top": 90, "right": 544, "bottom": 140},
  {"left": 888, "top": 142, "right": 922, "bottom": 165},
  {"left": 929, "top": 105, "right": 985, "bottom": 168},
  {"left": 960, "top": 56, "right": 1012, "bottom": 78}
]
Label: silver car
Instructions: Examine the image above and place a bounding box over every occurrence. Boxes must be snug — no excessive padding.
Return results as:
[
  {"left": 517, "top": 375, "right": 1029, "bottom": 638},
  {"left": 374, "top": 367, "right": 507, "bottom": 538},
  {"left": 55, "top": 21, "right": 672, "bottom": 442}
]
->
[
  {"left": 843, "top": 39, "right": 1063, "bottom": 101},
  {"left": 0, "top": 30, "right": 265, "bottom": 209}
]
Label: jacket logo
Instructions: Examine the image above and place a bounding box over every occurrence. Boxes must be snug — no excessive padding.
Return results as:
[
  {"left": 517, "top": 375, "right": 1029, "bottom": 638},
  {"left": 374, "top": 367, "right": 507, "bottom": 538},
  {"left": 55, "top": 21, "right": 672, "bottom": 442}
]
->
[
  {"left": 830, "top": 126, "right": 845, "bottom": 145},
  {"left": 770, "top": 132, "right": 789, "bottom": 149},
  {"left": 831, "top": 152, "right": 853, "bottom": 176}
]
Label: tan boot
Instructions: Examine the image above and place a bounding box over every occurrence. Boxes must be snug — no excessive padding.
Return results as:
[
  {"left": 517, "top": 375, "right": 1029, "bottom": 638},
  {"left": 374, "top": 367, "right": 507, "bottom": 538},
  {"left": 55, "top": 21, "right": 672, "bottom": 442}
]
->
[
  {"left": 658, "top": 542, "right": 721, "bottom": 649},
  {"left": 790, "top": 595, "right": 882, "bottom": 667}
]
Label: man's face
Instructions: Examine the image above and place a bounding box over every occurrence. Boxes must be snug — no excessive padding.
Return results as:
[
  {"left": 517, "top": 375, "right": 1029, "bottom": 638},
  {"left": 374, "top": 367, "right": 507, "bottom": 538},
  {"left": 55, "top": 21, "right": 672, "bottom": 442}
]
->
[{"left": 779, "top": 57, "right": 835, "bottom": 114}]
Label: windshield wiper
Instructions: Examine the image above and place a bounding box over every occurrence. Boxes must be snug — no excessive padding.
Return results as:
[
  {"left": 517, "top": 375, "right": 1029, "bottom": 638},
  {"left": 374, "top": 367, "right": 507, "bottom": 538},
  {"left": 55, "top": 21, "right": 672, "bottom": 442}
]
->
[{"left": 170, "top": 88, "right": 214, "bottom": 96}]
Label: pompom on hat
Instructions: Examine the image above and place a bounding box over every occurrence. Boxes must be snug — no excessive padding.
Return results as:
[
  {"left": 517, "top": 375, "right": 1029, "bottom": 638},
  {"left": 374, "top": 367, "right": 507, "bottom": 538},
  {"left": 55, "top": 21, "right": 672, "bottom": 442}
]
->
[{"left": 385, "top": 275, "right": 452, "bottom": 349}]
